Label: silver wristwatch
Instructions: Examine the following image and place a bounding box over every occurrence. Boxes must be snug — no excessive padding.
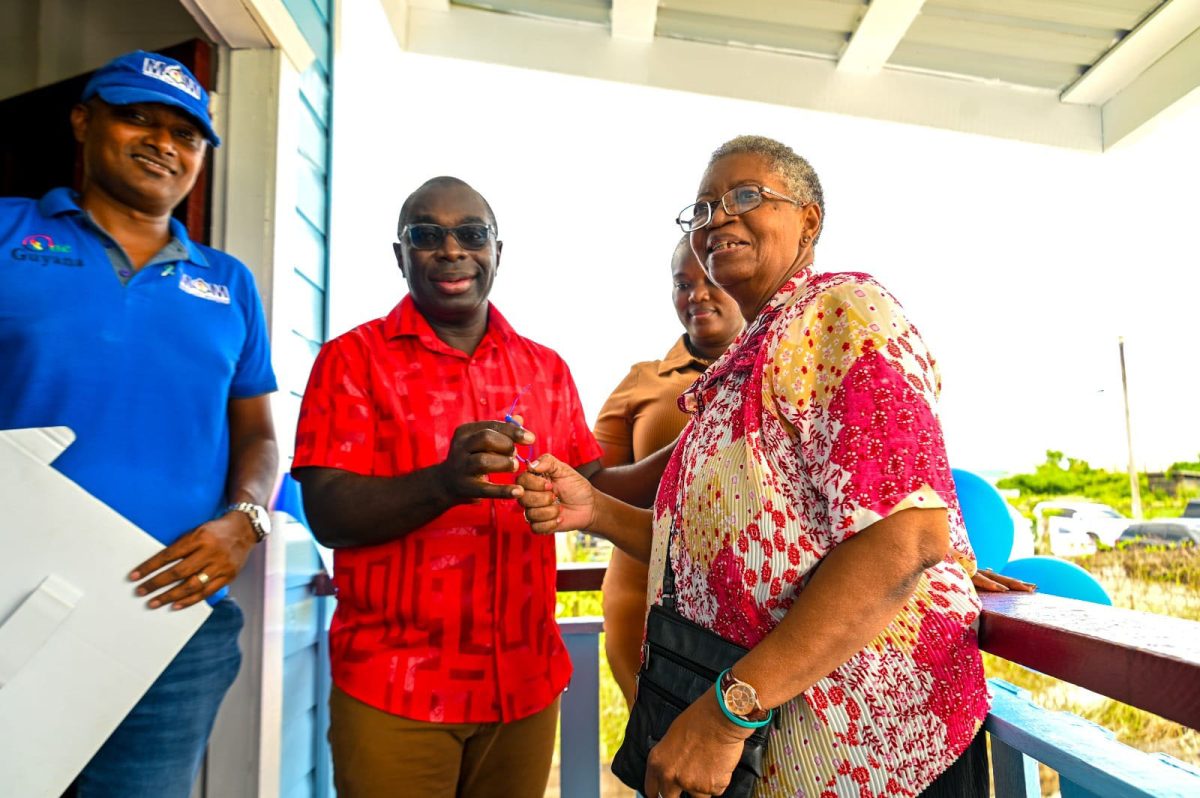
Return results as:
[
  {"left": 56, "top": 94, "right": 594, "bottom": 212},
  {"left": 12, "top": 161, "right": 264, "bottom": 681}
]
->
[{"left": 229, "top": 502, "right": 272, "bottom": 542}]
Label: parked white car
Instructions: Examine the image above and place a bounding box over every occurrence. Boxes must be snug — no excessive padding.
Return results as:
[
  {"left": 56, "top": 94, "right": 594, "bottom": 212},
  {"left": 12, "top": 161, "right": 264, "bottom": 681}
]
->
[
  {"left": 1045, "top": 519, "right": 1099, "bottom": 556},
  {"left": 1033, "top": 500, "right": 1129, "bottom": 555},
  {"left": 1007, "top": 503, "right": 1036, "bottom": 560}
]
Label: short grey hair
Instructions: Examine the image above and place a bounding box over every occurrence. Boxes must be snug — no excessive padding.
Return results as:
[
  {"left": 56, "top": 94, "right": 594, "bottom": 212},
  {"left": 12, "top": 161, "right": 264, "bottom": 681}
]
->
[{"left": 709, "top": 135, "right": 825, "bottom": 243}]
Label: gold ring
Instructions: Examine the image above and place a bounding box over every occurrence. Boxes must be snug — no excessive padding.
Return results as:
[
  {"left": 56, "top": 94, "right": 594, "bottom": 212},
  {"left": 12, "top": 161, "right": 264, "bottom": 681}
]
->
[{"left": 196, "top": 572, "right": 210, "bottom": 585}]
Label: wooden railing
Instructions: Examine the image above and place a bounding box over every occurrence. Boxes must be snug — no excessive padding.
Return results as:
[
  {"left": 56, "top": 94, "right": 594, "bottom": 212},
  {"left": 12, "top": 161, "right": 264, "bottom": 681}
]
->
[
  {"left": 978, "top": 591, "right": 1200, "bottom": 730},
  {"left": 554, "top": 563, "right": 1200, "bottom": 798}
]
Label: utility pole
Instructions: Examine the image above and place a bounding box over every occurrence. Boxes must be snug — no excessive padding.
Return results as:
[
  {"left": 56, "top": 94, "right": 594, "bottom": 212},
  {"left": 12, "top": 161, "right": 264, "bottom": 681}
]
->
[{"left": 1119, "top": 337, "right": 1143, "bottom": 519}]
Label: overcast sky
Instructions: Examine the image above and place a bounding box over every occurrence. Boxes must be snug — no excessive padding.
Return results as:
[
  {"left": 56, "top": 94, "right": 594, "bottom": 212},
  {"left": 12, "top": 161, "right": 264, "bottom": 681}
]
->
[{"left": 329, "top": 1, "right": 1200, "bottom": 476}]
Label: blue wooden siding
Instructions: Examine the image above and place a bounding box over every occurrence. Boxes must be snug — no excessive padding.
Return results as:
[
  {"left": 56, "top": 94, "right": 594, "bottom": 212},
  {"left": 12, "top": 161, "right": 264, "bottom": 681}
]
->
[
  {"left": 278, "top": 1, "right": 334, "bottom": 797},
  {"left": 283, "top": 0, "right": 331, "bottom": 73},
  {"left": 293, "top": 219, "right": 327, "bottom": 287},
  {"left": 279, "top": 523, "right": 335, "bottom": 798},
  {"left": 279, "top": 0, "right": 334, "bottom": 402}
]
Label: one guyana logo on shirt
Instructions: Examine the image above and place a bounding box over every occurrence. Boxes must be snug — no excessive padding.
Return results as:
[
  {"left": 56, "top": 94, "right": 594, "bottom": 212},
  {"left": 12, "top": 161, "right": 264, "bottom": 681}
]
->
[
  {"left": 10, "top": 233, "right": 82, "bottom": 267},
  {"left": 22, "top": 234, "right": 71, "bottom": 254}
]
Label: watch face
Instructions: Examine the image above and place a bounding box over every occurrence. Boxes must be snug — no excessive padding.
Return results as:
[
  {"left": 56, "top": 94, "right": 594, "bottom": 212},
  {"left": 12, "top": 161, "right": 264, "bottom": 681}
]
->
[
  {"left": 253, "top": 505, "right": 272, "bottom": 535},
  {"left": 724, "top": 683, "right": 757, "bottom": 716}
]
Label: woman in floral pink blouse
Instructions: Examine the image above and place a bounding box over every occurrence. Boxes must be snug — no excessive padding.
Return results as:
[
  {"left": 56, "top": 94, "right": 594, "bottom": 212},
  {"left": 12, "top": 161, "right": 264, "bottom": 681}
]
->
[{"left": 518, "top": 136, "right": 990, "bottom": 798}]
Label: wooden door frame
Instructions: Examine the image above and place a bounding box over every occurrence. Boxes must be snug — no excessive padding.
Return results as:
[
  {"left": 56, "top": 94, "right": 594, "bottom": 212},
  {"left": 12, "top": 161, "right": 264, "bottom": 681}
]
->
[{"left": 197, "top": 45, "right": 300, "bottom": 798}]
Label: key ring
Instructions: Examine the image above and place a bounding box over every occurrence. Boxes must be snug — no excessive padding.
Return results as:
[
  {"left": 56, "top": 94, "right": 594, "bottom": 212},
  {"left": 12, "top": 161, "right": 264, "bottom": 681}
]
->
[{"left": 503, "top": 384, "right": 535, "bottom": 464}]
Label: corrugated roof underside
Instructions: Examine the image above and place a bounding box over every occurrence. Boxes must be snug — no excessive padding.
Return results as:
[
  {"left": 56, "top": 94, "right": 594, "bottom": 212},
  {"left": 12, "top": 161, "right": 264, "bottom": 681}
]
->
[
  {"left": 657, "top": 0, "right": 865, "bottom": 59},
  {"left": 454, "top": 0, "right": 610, "bottom": 26},
  {"left": 891, "top": 0, "right": 1165, "bottom": 90},
  {"left": 450, "top": 0, "right": 1172, "bottom": 92}
]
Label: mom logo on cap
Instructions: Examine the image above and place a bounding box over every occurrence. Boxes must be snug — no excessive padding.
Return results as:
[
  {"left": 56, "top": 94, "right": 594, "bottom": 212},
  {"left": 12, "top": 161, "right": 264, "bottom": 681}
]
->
[
  {"left": 82, "top": 50, "right": 220, "bottom": 146},
  {"left": 142, "top": 58, "right": 202, "bottom": 100}
]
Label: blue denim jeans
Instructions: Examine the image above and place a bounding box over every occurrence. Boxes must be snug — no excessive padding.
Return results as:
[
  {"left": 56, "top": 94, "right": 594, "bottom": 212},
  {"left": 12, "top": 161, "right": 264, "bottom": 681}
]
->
[{"left": 72, "top": 598, "right": 244, "bottom": 798}]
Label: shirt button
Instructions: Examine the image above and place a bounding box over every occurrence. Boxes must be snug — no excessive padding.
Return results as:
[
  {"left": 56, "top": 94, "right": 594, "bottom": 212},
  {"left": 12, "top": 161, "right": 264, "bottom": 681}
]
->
[{"left": 479, "top": 398, "right": 487, "bottom": 405}]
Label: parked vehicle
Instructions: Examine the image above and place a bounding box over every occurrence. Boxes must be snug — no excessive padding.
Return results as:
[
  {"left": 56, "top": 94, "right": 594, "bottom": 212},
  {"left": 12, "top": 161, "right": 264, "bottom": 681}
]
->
[
  {"left": 1117, "top": 519, "right": 1200, "bottom": 547},
  {"left": 1183, "top": 499, "right": 1200, "bottom": 519},
  {"left": 1033, "top": 500, "right": 1129, "bottom": 555},
  {"left": 1007, "top": 503, "right": 1036, "bottom": 560},
  {"left": 1045, "top": 519, "right": 1098, "bottom": 556}
]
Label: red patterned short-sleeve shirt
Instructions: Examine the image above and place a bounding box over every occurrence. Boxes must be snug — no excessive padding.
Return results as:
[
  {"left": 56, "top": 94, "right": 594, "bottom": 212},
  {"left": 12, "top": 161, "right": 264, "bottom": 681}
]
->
[
  {"left": 651, "top": 270, "right": 990, "bottom": 797},
  {"left": 293, "top": 296, "right": 602, "bottom": 724}
]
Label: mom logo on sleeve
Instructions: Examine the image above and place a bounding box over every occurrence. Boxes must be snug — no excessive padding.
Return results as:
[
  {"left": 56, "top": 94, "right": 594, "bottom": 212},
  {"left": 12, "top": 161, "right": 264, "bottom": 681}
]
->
[{"left": 179, "top": 273, "right": 231, "bottom": 304}]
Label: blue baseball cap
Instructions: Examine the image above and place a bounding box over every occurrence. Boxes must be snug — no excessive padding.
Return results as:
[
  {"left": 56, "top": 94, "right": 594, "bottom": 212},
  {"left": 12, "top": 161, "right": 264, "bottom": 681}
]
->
[{"left": 82, "top": 50, "right": 220, "bottom": 147}]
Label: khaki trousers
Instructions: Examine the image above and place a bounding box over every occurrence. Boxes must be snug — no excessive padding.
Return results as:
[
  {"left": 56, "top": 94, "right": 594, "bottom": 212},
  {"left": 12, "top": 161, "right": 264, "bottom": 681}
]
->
[{"left": 328, "top": 685, "right": 559, "bottom": 798}]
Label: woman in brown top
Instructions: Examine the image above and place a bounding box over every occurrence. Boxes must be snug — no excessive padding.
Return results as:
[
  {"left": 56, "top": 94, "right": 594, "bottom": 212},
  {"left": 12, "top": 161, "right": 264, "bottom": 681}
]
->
[{"left": 594, "top": 238, "right": 743, "bottom": 703}]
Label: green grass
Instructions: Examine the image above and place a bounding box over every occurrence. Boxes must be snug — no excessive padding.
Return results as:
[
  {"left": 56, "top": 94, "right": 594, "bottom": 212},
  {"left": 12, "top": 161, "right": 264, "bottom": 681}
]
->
[{"left": 1077, "top": 545, "right": 1200, "bottom": 598}]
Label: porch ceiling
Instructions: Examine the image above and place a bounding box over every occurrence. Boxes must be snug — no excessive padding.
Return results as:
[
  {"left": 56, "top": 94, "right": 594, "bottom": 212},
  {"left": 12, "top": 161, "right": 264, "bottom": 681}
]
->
[{"left": 382, "top": 0, "right": 1200, "bottom": 151}]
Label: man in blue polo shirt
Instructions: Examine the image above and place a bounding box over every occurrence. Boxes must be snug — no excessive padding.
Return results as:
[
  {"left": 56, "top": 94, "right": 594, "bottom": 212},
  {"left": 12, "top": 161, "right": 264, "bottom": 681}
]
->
[{"left": 0, "top": 51, "right": 278, "bottom": 797}]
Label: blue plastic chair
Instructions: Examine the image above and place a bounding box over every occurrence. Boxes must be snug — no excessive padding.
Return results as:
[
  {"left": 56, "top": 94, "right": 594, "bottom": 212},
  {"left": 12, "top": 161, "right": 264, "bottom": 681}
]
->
[
  {"left": 1001, "top": 556, "right": 1112, "bottom": 605},
  {"left": 952, "top": 468, "right": 1015, "bottom": 572}
]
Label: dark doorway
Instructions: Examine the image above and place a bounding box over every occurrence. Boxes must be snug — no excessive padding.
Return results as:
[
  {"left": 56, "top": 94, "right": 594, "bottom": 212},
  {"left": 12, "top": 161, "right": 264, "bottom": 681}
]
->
[{"left": 0, "top": 39, "right": 216, "bottom": 245}]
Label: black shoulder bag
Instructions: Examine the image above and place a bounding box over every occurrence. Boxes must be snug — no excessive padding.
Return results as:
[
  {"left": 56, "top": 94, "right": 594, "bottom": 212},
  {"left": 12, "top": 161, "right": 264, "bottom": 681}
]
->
[{"left": 610, "top": 528, "right": 773, "bottom": 797}]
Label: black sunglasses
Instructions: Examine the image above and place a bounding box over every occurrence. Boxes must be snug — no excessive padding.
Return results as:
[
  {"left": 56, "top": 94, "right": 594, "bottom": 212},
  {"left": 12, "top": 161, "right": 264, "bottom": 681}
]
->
[{"left": 400, "top": 223, "right": 496, "bottom": 251}]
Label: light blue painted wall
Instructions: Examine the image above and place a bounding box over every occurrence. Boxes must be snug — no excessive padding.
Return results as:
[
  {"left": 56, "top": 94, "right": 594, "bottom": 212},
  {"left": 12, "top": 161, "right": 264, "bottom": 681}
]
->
[
  {"left": 278, "top": 1, "right": 334, "bottom": 796},
  {"left": 279, "top": 0, "right": 332, "bottom": 413}
]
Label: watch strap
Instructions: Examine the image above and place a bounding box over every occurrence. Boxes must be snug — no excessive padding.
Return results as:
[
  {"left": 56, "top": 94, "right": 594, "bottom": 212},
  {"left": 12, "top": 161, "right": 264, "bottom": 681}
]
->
[
  {"left": 229, "top": 502, "right": 268, "bottom": 542},
  {"left": 716, "top": 668, "right": 772, "bottom": 729}
]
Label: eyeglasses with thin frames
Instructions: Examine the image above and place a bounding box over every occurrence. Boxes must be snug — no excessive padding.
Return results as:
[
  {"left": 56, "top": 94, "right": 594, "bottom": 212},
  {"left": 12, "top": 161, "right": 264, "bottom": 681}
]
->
[
  {"left": 675, "top": 185, "right": 802, "bottom": 233},
  {"left": 400, "top": 223, "right": 497, "bottom": 251}
]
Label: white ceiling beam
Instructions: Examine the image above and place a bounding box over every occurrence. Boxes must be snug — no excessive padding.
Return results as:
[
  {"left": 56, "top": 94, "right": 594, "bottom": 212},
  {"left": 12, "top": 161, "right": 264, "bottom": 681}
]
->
[
  {"left": 242, "top": 0, "right": 317, "bottom": 72},
  {"left": 664, "top": 0, "right": 859, "bottom": 31},
  {"left": 181, "top": 0, "right": 315, "bottom": 72},
  {"left": 382, "top": 0, "right": 411, "bottom": 49},
  {"left": 380, "top": 0, "right": 449, "bottom": 50},
  {"left": 175, "top": 0, "right": 255, "bottom": 48},
  {"left": 837, "top": 0, "right": 926, "bottom": 74},
  {"left": 612, "top": 0, "right": 659, "bottom": 43},
  {"left": 403, "top": 4, "right": 1101, "bottom": 151},
  {"left": 178, "top": 0, "right": 271, "bottom": 48},
  {"left": 1063, "top": 0, "right": 1200, "bottom": 106},
  {"left": 1102, "top": 24, "right": 1200, "bottom": 149}
]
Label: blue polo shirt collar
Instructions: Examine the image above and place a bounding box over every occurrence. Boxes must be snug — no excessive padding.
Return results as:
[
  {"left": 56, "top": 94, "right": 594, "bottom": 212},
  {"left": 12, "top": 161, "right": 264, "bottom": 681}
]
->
[{"left": 38, "top": 187, "right": 210, "bottom": 268}]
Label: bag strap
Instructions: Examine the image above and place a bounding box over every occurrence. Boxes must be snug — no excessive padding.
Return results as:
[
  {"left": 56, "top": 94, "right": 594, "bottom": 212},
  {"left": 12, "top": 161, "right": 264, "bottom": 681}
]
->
[
  {"left": 661, "top": 520, "right": 678, "bottom": 611},
  {"left": 660, "top": 300, "right": 784, "bottom": 614}
]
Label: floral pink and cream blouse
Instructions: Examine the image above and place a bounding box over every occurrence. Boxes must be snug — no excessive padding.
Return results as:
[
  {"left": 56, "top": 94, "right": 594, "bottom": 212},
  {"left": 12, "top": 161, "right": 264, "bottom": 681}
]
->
[{"left": 650, "top": 268, "right": 990, "bottom": 797}]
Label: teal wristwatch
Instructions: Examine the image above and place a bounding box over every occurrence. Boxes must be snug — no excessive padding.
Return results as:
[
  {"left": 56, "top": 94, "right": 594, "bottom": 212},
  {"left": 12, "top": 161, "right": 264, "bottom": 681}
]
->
[{"left": 716, "top": 668, "right": 773, "bottom": 729}]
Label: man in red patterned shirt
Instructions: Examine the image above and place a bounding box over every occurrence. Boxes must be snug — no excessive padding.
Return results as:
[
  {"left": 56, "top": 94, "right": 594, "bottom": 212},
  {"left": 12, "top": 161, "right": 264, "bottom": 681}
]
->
[{"left": 292, "top": 176, "right": 603, "bottom": 798}]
